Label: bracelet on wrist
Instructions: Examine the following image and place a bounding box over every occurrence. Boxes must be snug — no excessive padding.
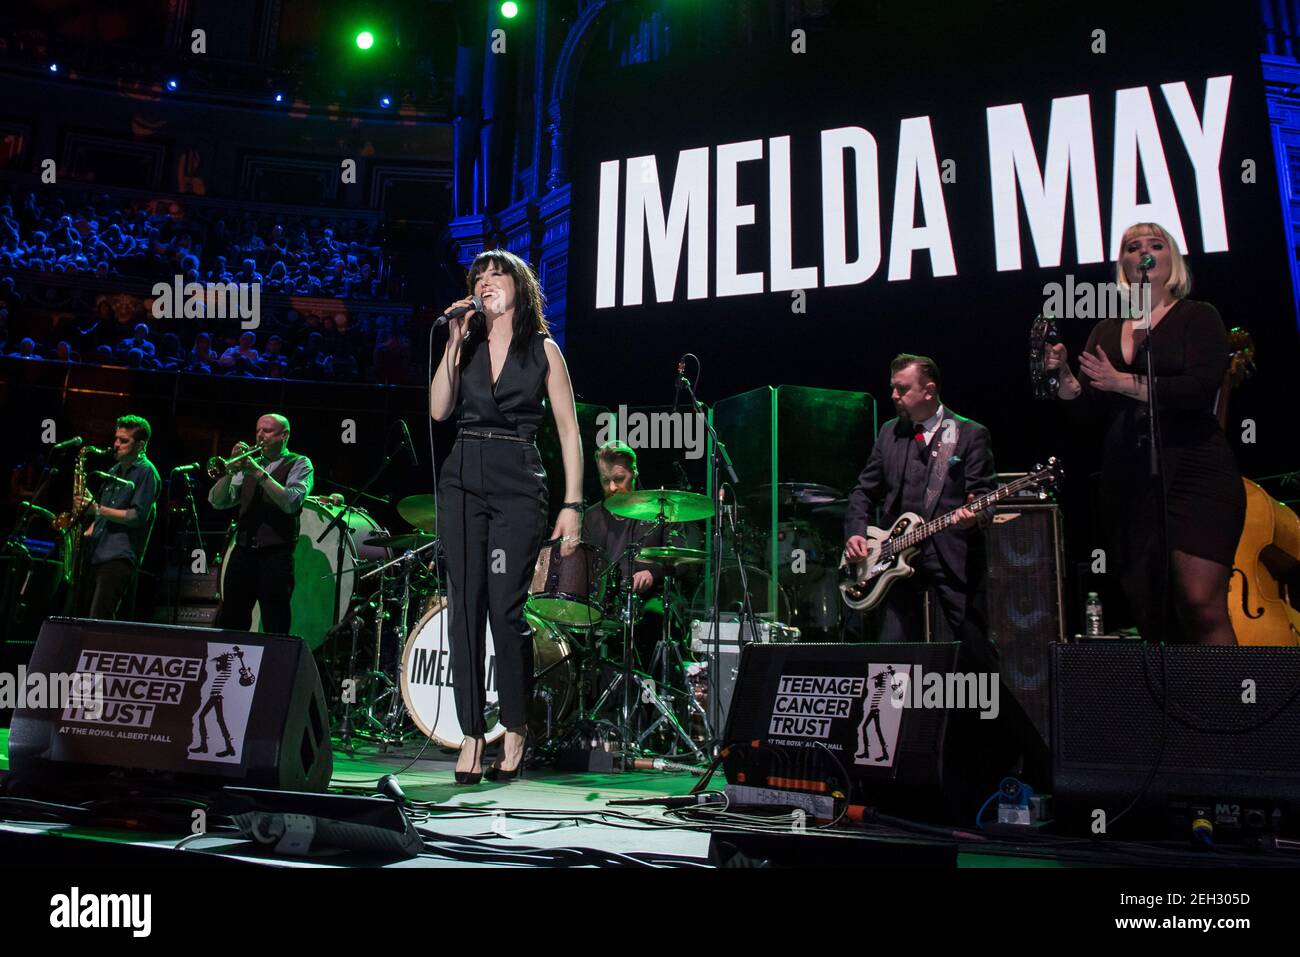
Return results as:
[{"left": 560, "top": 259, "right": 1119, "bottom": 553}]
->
[{"left": 559, "top": 501, "right": 583, "bottom": 512}]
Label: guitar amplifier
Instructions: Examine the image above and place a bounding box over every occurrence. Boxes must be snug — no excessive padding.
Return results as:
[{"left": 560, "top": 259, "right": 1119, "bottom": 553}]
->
[
  {"left": 690, "top": 617, "right": 799, "bottom": 729},
  {"left": 985, "top": 502, "right": 1064, "bottom": 750}
]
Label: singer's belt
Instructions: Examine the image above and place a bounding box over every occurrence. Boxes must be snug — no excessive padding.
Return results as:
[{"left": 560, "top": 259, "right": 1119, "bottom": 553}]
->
[{"left": 458, "top": 429, "right": 532, "bottom": 444}]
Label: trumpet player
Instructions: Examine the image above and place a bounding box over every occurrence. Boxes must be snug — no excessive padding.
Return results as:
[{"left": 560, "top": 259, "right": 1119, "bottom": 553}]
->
[{"left": 209, "top": 413, "right": 313, "bottom": 635}]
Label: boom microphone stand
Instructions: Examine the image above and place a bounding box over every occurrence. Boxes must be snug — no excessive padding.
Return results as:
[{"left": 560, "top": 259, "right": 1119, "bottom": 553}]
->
[{"left": 676, "top": 365, "right": 754, "bottom": 753}]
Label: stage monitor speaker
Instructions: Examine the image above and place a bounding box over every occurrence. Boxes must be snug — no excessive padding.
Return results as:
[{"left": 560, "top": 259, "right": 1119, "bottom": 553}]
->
[
  {"left": 985, "top": 502, "right": 1064, "bottom": 750},
  {"left": 1052, "top": 643, "right": 1300, "bottom": 835},
  {"left": 722, "top": 642, "right": 1012, "bottom": 822},
  {"left": 7, "top": 617, "right": 332, "bottom": 792}
]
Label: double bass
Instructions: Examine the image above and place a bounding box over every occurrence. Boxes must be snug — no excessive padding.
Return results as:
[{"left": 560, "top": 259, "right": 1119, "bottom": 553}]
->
[
  {"left": 1220, "top": 328, "right": 1300, "bottom": 646},
  {"left": 1229, "top": 480, "right": 1300, "bottom": 646}
]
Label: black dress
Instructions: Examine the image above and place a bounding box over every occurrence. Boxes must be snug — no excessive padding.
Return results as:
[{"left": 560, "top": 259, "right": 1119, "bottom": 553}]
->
[
  {"left": 1077, "top": 299, "right": 1245, "bottom": 632},
  {"left": 437, "top": 330, "right": 551, "bottom": 736}
]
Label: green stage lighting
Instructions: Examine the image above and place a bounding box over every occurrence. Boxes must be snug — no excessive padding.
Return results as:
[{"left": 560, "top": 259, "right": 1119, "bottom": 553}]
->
[
  {"left": 356, "top": 30, "right": 375, "bottom": 51},
  {"left": 501, "top": 2, "right": 519, "bottom": 19}
]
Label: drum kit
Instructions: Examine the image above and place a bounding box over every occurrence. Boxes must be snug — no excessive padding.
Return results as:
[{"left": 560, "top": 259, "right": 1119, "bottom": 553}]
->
[{"left": 219, "top": 473, "right": 847, "bottom": 768}]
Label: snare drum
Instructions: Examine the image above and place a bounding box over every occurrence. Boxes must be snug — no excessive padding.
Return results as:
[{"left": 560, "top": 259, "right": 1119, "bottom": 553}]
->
[
  {"left": 400, "top": 597, "right": 575, "bottom": 747},
  {"left": 219, "top": 498, "right": 389, "bottom": 649},
  {"left": 529, "top": 540, "right": 606, "bottom": 627}
]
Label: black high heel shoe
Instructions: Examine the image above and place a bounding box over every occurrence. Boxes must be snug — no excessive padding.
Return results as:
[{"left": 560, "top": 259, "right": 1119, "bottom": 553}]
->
[
  {"left": 484, "top": 729, "right": 528, "bottom": 782},
  {"left": 454, "top": 736, "right": 484, "bottom": 785}
]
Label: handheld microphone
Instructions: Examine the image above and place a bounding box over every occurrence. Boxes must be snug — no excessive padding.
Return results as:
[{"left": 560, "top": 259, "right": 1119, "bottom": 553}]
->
[
  {"left": 433, "top": 295, "right": 483, "bottom": 328},
  {"left": 52, "top": 436, "right": 83, "bottom": 451}
]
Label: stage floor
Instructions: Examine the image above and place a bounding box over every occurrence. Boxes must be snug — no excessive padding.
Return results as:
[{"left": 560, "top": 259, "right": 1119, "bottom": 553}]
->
[
  {"left": 0, "top": 728, "right": 1064, "bottom": 869},
  {"left": 7, "top": 729, "right": 1290, "bottom": 871}
]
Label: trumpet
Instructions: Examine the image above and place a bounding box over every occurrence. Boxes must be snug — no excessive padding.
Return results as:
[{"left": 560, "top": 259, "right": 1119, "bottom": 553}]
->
[{"left": 206, "top": 441, "right": 265, "bottom": 479}]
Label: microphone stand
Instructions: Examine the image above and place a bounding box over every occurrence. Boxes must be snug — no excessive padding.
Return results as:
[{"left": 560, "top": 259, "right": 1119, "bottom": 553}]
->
[
  {"left": 1137, "top": 267, "right": 1168, "bottom": 644},
  {"left": 677, "top": 371, "right": 747, "bottom": 754},
  {"left": 167, "top": 467, "right": 204, "bottom": 626}
]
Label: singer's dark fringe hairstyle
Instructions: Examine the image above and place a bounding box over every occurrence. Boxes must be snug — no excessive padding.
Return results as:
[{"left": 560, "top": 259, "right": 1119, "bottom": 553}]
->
[
  {"left": 465, "top": 248, "right": 550, "bottom": 361},
  {"left": 116, "top": 414, "right": 151, "bottom": 445}
]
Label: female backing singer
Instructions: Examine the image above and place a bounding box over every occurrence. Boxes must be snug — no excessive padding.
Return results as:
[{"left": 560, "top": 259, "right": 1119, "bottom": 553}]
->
[
  {"left": 1046, "top": 222, "right": 1244, "bottom": 646},
  {"left": 429, "top": 249, "right": 583, "bottom": 783}
]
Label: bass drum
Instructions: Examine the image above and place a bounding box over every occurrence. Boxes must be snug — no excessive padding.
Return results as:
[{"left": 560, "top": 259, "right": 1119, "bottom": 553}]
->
[
  {"left": 400, "top": 597, "right": 575, "bottom": 747},
  {"left": 219, "top": 499, "right": 389, "bottom": 650}
]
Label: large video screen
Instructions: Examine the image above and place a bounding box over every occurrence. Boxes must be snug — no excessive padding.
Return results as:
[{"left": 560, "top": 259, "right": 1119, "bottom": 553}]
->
[{"left": 564, "top": 2, "right": 1297, "bottom": 476}]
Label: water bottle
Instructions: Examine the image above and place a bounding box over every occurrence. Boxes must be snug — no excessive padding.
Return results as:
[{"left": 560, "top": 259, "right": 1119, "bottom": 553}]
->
[{"left": 1085, "top": 592, "right": 1104, "bottom": 637}]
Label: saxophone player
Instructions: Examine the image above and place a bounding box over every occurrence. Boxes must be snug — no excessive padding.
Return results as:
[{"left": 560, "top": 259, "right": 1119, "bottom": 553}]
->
[
  {"left": 208, "top": 414, "right": 314, "bottom": 635},
  {"left": 76, "top": 415, "right": 160, "bottom": 620}
]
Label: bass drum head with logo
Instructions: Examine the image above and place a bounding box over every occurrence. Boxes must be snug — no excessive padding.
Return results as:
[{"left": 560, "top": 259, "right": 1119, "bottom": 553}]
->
[{"left": 400, "top": 598, "right": 574, "bottom": 748}]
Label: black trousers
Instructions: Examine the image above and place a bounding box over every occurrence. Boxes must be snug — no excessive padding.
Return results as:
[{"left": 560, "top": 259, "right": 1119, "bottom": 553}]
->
[
  {"left": 438, "top": 436, "right": 548, "bottom": 737},
  {"left": 217, "top": 543, "right": 295, "bottom": 635},
  {"left": 81, "top": 558, "right": 136, "bottom": 620},
  {"left": 878, "top": 541, "right": 998, "bottom": 673}
]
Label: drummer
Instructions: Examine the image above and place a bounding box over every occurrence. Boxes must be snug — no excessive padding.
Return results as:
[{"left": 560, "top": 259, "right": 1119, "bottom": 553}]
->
[{"left": 581, "top": 441, "right": 669, "bottom": 601}]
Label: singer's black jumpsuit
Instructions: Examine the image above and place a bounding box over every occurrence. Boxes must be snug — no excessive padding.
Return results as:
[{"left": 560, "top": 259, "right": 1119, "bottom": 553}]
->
[{"left": 438, "top": 331, "right": 550, "bottom": 736}]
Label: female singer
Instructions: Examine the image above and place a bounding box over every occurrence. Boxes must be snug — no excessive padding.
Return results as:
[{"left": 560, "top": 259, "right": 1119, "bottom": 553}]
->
[
  {"left": 1046, "top": 222, "right": 1244, "bottom": 646},
  {"left": 430, "top": 249, "right": 583, "bottom": 782}
]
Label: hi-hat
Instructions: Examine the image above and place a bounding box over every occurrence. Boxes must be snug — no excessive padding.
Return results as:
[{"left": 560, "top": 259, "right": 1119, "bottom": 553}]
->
[
  {"left": 604, "top": 489, "right": 714, "bottom": 523},
  {"left": 637, "top": 546, "right": 708, "bottom": 566}
]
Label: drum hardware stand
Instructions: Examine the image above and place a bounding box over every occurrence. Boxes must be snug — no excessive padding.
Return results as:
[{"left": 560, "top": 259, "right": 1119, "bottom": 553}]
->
[
  {"left": 586, "top": 539, "right": 706, "bottom": 765},
  {"left": 328, "top": 540, "right": 440, "bottom": 750},
  {"left": 637, "top": 573, "right": 713, "bottom": 756},
  {"left": 335, "top": 606, "right": 366, "bottom": 756}
]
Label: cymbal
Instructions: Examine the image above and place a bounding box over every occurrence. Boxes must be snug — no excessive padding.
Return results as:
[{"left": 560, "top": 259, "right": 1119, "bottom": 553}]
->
[
  {"left": 637, "top": 546, "right": 708, "bottom": 566},
  {"left": 744, "top": 482, "right": 844, "bottom": 508},
  {"left": 604, "top": 488, "right": 715, "bottom": 523},
  {"left": 396, "top": 494, "right": 438, "bottom": 531},
  {"left": 366, "top": 531, "right": 437, "bottom": 550}
]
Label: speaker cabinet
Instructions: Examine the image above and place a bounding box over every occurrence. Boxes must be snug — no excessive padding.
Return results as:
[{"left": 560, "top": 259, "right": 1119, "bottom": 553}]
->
[{"left": 8, "top": 617, "right": 333, "bottom": 791}]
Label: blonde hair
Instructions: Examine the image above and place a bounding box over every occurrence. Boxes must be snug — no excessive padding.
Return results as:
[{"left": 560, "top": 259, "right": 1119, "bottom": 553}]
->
[{"left": 1115, "top": 223, "right": 1191, "bottom": 299}]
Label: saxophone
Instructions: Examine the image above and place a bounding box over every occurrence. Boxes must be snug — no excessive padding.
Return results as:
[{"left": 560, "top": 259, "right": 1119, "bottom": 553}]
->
[{"left": 52, "top": 445, "right": 101, "bottom": 572}]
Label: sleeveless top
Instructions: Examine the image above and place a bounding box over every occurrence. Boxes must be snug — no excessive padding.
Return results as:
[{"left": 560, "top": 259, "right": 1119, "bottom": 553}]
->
[{"left": 455, "top": 329, "right": 550, "bottom": 440}]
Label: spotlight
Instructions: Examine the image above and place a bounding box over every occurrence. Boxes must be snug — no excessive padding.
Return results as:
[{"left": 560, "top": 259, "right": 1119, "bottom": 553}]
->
[
  {"left": 356, "top": 30, "right": 375, "bottom": 50},
  {"left": 501, "top": 1, "right": 519, "bottom": 18},
  {"left": 379, "top": 96, "right": 392, "bottom": 108},
  {"left": 48, "top": 63, "right": 59, "bottom": 73},
  {"left": 166, "top": 78, "right": 179, "bottom": 91},
  {"left": 273, "top": 92, "right": 284, "bottom": 103}
]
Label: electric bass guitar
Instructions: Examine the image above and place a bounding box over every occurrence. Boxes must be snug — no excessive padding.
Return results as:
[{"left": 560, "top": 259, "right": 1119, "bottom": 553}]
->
[{"left": 839, "top": 458, "right": 1060, "bottom": 611}]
